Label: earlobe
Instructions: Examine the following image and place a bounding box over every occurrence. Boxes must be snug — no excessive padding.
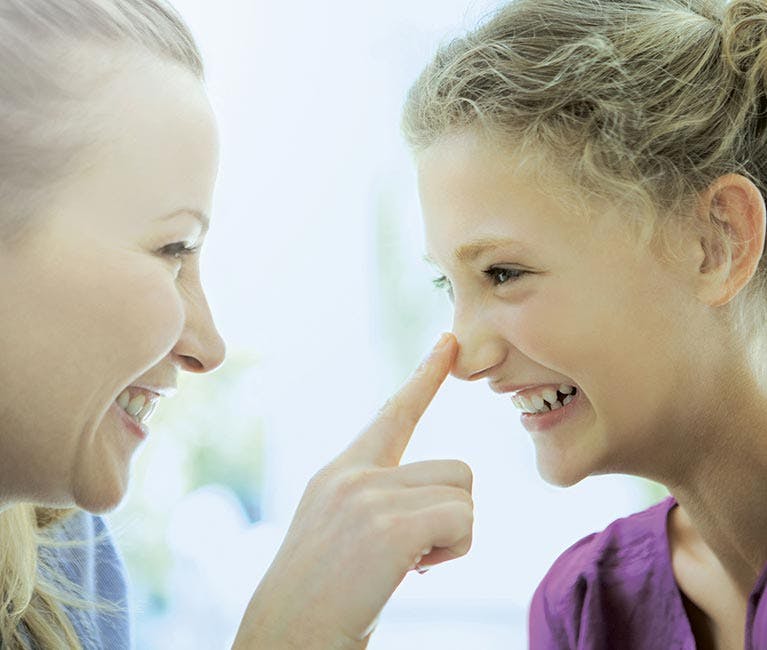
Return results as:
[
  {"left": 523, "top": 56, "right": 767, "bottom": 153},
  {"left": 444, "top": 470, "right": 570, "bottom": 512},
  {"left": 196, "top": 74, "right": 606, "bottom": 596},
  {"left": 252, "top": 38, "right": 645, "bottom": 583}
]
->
[{"left": 695, "top": 174, "right": 766, "bottom": 307}]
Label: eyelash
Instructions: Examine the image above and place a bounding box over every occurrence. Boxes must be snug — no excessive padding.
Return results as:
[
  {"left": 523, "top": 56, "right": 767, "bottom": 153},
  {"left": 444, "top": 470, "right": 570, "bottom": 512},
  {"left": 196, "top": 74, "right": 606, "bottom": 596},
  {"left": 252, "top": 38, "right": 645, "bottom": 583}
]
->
[
  {"left": 160, "top": 242, "right": 199, "bottom": 259},
  {"left": 432, "top": 267, "right": 528, "bottom": 294},
  {"left": 483, "top": 267, "right": 528, "bottom": 286}
]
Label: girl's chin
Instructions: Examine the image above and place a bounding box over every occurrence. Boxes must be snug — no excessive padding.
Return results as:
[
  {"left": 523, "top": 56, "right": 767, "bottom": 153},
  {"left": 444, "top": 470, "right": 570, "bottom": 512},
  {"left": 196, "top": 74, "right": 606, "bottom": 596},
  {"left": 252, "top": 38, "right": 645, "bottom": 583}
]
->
[{"left": 535, "top": 453, "right": 593, "bottom": 488}]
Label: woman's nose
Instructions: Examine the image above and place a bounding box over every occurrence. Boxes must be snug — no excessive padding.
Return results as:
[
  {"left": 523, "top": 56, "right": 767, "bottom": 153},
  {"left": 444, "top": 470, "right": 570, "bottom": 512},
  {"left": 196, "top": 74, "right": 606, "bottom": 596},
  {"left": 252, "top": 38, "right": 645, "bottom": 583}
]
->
[
  {"left": 172, "top": 286, "right": 226, "bottom": 374},
  {"left": 450, "top": 301, "right": 507, "bottom": 381}
]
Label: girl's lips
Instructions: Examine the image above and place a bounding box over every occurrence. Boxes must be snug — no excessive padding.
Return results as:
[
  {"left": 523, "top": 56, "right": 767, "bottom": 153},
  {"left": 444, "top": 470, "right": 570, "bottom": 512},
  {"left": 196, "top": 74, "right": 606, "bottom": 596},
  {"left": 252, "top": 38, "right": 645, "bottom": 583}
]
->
[
  {"left": 519, "top": 387, "right": 585, "bottom": 433},
  {"left": 110, "top": 401, "right": 148, "bottom": 441}
]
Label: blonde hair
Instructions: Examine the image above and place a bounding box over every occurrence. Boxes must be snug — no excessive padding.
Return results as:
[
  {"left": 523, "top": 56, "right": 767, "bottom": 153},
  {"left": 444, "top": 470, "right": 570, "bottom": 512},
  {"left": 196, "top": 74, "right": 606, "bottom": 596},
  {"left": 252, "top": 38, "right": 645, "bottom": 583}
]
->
[
  {"left": 0, "top": 1, "right": 203, "bottom": 647},
  {"left": 402, "top": 0, "right": 767, "bottom": 346}
]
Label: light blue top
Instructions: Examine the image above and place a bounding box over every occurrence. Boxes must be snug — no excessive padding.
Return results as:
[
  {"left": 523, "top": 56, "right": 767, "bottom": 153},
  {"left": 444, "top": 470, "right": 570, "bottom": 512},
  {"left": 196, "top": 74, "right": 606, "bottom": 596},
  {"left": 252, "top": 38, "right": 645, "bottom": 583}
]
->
[{"left": 34, "top": 510, "right": 131, "bottom": 649}]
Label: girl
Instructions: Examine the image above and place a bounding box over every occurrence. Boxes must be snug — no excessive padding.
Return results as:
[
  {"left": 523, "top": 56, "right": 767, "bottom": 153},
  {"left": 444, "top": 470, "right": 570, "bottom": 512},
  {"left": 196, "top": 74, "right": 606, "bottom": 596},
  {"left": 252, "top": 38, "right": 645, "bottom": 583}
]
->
[{"left": 403, "top": 0, "right": 767, "bottom": 647}]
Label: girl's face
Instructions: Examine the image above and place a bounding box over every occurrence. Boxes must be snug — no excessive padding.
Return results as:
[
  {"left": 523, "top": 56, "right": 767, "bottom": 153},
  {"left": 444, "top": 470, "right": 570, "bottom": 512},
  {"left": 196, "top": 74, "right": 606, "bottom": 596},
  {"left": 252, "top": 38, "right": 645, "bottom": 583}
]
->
[
  {"left": 418, "top": 130, "right": 713, "bottom": 487},
  {"left": 0, "top": 55, "right": 225, "bottom": 512}
]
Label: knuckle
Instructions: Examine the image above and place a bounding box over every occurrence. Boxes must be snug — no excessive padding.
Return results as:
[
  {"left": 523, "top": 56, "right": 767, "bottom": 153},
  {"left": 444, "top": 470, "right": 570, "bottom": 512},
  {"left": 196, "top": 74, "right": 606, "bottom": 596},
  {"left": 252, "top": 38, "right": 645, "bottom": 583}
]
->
[
  {"left": 306, "top": 464, "right": 335, "bottom": 493},
  {"left": 370, "top": 511, "right": 406, "bottom": 544},
  {"left": 370, "top": 513, "right": 390, "bottom": 537},
  {"left": 454, "top": 460, "right": 473, "bottom": 489},
  {"left": 447, "top": 498, "right": 474, "bottom": 530},
  {"left": 334, "top": 467, "right": 377, "bottom": 500},
  {"left": 455, "top": 533, "right": 473, "bottom": 557},
  {"left": 447, "top": 486, "right": 473, "bottom": 510}
]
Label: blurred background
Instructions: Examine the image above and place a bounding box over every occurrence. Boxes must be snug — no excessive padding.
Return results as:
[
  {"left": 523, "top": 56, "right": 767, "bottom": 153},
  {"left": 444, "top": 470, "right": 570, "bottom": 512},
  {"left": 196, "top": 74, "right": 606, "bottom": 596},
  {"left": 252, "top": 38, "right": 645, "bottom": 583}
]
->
[{"left": 106, "top": 1, "right": 668, "bottom": 647}]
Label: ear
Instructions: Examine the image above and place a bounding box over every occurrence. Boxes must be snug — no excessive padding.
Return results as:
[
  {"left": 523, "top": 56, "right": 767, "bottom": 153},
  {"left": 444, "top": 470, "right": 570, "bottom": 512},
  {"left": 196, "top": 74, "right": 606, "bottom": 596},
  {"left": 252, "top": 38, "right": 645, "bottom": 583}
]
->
[{"left": 695, "top": 174, "right": 766, "bottom": 308}]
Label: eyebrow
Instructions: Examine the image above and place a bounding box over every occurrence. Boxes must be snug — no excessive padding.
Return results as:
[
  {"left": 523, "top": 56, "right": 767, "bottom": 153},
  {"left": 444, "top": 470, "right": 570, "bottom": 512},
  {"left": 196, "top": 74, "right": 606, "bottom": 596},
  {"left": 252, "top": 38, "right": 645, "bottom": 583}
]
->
[
  {"left": 157, "top": 208, "right": 210, "bottom": 235},
  {"left": 424, "top": 237, "right": 529, "bottom": 267}
]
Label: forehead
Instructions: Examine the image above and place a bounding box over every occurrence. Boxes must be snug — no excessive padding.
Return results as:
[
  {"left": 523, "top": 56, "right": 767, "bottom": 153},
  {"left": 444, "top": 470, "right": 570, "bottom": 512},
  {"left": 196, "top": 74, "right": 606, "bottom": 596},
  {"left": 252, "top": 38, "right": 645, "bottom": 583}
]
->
[
  {"left": 416, "top": 130, "right": 648, "bottom": 270},
  {"left": 47, "top": 53, "right": 219, "bottom": 233},
  {"left": 417, "top": 132, "right": 573, "bottom": 258}
]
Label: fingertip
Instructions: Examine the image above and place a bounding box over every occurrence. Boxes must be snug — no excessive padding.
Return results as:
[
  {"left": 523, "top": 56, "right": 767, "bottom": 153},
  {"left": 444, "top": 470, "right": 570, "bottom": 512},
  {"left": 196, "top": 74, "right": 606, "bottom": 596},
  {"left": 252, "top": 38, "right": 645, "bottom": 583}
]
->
[
  {"left": 434, "top": 332, "right": 458, "bottom": 364},
  {"left": 417, "top": 333, "right": 457, "bottom": 378},
  {"left": 440, "top": 332, "right": 459, "bottom": 368},
  {"left": 435, "top": 331, "right": 456, "bottom": 350}
]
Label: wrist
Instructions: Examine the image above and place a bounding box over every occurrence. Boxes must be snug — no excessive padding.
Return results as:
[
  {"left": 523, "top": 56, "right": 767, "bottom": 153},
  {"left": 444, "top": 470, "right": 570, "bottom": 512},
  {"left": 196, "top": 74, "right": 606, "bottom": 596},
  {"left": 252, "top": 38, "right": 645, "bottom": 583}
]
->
[{"left": 233, "top": 573, "right": 368, "bottom": 650}]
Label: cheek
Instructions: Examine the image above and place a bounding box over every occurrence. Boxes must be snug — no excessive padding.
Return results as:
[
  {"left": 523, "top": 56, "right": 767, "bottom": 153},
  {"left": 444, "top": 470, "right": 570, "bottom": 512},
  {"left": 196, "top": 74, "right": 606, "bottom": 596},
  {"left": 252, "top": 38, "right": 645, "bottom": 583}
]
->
[
  {"left": 500, "top": 282, "right": 597, "bottom": 365},
  {"left": 500, "top": 276, "right": 639, "bottom": 393},
  {"left": 101, "top": 271, "right": 185, "bottom": 371},
  {"left": 42, "top": 255, "right": 185, "bottom": 381}
]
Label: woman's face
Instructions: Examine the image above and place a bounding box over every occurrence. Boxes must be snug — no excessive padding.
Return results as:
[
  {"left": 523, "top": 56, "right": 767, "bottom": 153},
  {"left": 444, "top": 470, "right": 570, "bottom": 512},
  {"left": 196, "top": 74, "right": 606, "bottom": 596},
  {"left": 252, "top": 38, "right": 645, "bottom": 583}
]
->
[
  {"left": 418, "top": 131, "right": 711, "bottom": 487},
  {"left": 0, "top": 55, "right": 225, "bottom": 512}
]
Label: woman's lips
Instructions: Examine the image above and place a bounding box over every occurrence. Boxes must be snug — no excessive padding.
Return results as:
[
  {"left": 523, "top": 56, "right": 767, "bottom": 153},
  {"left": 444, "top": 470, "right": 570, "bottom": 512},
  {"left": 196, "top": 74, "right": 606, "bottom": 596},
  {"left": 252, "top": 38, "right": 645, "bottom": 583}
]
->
[{"left": 110, "top": 401, "right": 148, "bottom": 441}]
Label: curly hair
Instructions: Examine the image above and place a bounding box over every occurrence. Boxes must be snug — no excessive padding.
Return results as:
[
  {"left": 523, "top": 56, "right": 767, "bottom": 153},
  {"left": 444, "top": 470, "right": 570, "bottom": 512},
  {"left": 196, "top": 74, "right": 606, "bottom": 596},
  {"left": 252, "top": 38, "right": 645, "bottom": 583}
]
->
[{"left": 403, "top": 0, "right": 767, "bottom": 346}]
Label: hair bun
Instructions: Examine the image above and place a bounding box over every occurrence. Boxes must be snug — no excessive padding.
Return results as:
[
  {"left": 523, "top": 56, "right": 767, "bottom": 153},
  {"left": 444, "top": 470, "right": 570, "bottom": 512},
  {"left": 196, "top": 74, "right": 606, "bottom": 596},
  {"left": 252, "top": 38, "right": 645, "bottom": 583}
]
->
[{"left": 722, "top": 0, "right": 767, "bottom": 77}]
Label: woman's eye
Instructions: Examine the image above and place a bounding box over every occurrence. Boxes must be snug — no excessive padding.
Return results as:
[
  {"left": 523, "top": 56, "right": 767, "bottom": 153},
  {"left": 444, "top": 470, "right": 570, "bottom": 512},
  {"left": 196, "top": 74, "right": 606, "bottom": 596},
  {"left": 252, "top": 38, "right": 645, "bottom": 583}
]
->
[
  {"left": 432, "top": 275, "right": 454, "bottom": 298},
  {"left": 484, "top": 267, "right": 528, "bottom": 286},
  {"left": 159, "top": 242, "right": 199, "bottom": 260}
]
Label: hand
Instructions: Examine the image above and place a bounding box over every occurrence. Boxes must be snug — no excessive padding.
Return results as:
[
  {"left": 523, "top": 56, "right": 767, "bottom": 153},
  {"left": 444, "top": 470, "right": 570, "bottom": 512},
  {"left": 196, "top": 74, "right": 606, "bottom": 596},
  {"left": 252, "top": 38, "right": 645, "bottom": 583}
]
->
[{"left": 232, "top": 333, "right": 474, "bottom": 650}]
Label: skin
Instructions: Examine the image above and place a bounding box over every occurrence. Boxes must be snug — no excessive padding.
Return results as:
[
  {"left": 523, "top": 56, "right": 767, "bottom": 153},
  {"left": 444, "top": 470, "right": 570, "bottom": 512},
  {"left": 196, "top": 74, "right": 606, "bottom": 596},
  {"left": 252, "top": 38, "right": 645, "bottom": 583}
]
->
[
  {"left": 0, "top": 50, "right": 475, "bottom": 648},
  {"left": 233, "top": 334, "right": 474, "bottom": 649},
  {"left": 417, "top": 129, "right": 767, "bottom": 649},
  {"left": 0, "top": 53, "right": 225, "bottom": 514}
]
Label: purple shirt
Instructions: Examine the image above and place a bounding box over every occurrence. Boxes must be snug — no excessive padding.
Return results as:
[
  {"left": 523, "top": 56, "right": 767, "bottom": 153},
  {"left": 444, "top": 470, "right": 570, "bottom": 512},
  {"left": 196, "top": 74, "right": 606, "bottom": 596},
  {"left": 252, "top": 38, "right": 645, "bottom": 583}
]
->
[{"left": 529, "top": 497, "right": 767, "bottom": 649}]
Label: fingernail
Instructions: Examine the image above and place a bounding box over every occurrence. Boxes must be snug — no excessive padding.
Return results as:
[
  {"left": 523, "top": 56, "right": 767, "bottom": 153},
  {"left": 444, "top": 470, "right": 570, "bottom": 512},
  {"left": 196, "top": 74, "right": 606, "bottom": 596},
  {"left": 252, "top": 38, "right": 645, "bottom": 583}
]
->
[{"left": 416, "top": 564, "right": 430, "bottom": 575}]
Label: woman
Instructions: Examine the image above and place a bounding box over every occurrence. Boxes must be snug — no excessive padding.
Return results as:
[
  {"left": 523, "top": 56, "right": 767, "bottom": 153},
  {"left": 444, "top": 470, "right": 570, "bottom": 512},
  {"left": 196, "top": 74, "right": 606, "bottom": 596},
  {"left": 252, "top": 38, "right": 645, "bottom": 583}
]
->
[
  {"left": 0, "top": 1, "right": 474, "bottom": 648},
  {"left": 402, "top": 0, "right": 767, "bottom": 647}
]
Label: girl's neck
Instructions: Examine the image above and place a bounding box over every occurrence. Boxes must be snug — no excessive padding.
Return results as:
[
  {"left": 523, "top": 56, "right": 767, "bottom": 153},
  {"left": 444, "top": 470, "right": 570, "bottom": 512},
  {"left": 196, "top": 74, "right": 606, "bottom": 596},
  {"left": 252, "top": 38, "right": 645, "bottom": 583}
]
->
[{"left": 663, "top": 369, "right": 767, "bottom": 595}]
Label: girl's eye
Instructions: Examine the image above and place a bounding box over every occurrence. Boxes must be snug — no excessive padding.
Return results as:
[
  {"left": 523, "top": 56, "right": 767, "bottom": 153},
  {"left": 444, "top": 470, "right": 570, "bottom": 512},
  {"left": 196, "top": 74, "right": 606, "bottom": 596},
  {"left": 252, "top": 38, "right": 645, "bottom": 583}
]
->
[
  {"left": 159, "top": 242, "right": 199, "bottom": 260},
  {"left": 484, "top": 267, "right": 528, "bottom": 286}
]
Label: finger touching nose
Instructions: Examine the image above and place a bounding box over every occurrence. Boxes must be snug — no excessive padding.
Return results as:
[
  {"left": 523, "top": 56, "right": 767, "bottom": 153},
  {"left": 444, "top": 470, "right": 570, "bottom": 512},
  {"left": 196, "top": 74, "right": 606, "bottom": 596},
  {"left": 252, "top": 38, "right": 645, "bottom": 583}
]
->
[
  {"left": 173, "top": 290, "right": 226, "bottom": 373},
  {"left": 341, "top": 333, "right": 458, "bottom": 468}
]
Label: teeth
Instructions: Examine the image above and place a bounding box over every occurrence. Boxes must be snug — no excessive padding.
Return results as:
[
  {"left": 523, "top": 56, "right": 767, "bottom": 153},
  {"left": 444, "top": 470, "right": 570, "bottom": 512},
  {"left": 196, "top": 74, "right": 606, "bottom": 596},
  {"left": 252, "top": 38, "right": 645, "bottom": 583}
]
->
[
  {"left": 541, "top": 388, "right": 558, "bottom": 404},
  {"left": 116, "top": 388, "right": 160, "bottom": 425},
  {"left": 125, "top": 394, "right": 146, "bottom": 417},
  {"left": 136, "top": 400, "right": 157, "bottom": 423},
  {"left": 511, "top": 384, "right": 578, "bottom": 415},
  {"left": 117, "top": 389, "right": 130, "bottom": 410}
]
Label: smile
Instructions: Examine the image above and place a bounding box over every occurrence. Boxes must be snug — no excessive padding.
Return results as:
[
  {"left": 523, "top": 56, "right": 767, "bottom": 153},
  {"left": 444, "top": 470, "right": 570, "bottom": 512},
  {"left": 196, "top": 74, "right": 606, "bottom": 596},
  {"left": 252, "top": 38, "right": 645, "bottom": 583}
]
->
[
  {"left": 511, "top": 384, "right": 578, "bottom": 414},
  {"left": 116, "top": 387, "right": 160, "bottom": 426}
]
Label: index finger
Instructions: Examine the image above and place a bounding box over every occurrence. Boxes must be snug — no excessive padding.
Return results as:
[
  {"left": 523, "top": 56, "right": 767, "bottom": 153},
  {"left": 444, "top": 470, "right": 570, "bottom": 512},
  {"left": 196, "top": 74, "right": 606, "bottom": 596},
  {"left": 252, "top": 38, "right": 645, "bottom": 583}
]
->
[{"left": 342, "top": 332, "right": 458, "bottom": 467}]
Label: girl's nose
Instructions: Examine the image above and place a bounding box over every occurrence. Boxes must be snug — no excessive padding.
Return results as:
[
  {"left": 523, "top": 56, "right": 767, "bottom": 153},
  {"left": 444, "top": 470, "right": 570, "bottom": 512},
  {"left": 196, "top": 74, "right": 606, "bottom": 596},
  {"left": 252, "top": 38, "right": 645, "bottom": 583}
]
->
[{"left": 450, "top": 302, "right": 507, "bottom": 381}]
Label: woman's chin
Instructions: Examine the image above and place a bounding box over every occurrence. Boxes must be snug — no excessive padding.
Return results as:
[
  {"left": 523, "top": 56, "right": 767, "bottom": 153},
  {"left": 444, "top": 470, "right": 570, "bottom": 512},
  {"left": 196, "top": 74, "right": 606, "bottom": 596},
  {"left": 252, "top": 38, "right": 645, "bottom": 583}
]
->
[{"left": 72, "top": 476, "right": 128, "bottom": 514}]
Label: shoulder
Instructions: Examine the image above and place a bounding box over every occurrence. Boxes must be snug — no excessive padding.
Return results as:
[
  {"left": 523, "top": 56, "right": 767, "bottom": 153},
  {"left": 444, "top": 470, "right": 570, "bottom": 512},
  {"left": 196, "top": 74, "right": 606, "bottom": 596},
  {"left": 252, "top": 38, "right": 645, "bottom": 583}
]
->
[
  {"left": 529, "top": 497, "right": 676, "bottom": 648},
  {"left": 60, "top": 510, "right": 128, "bottom": 598},
  {"left": 44, "top": 510, "right": 132, "bottom": 647}
]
